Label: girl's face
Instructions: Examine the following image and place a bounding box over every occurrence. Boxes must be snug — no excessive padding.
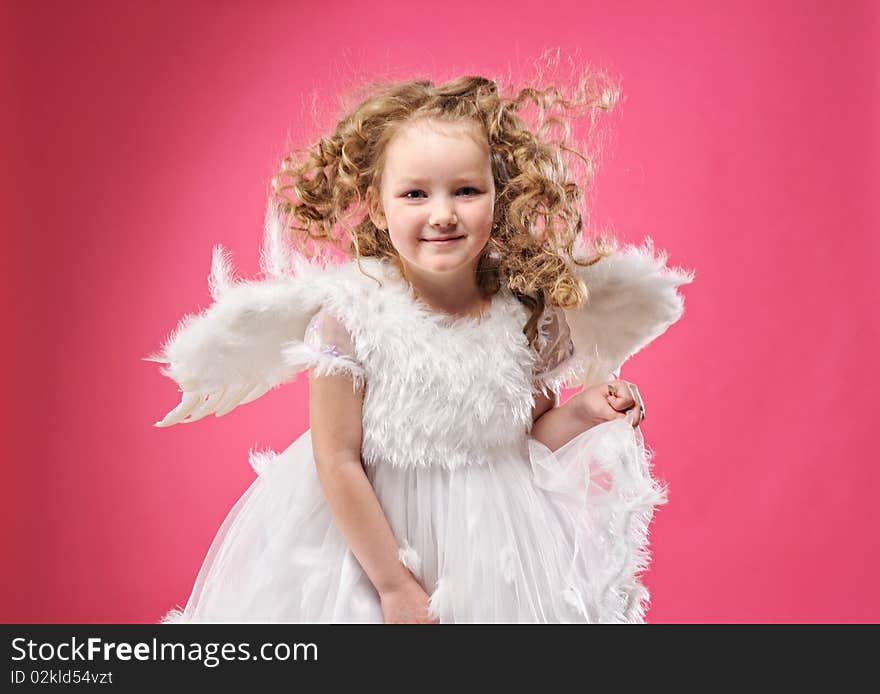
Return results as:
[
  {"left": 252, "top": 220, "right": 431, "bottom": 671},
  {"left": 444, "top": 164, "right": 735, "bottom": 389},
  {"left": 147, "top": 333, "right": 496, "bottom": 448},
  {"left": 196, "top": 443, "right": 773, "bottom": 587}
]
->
[{"left": 371, "top": 118, "right": 495, "bottom": 279}]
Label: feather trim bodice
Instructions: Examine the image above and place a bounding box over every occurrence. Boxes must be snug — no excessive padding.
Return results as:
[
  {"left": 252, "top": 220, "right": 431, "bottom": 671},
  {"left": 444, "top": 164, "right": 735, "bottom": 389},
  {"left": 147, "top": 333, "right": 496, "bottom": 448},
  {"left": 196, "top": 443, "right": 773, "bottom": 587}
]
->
[{"left": 304, "top": 259, "right": 537, "bottom": 470}]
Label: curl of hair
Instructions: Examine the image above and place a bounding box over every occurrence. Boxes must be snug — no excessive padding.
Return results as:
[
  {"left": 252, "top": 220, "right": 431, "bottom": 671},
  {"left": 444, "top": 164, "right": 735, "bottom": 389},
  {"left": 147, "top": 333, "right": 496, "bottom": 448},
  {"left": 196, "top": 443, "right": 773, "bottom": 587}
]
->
[{"left": 272, "top": 68, "right": 620, "bottom": 348}]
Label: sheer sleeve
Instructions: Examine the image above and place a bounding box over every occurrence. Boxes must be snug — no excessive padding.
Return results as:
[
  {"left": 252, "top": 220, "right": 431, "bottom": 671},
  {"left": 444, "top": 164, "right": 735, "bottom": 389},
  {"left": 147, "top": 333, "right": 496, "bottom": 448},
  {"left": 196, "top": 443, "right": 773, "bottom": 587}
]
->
[
  {"left": 532, "top": 305, "right": 576, "bottom": 398},
  {"left": 300, "top": 307, "right": 365, "bottom": 390}
]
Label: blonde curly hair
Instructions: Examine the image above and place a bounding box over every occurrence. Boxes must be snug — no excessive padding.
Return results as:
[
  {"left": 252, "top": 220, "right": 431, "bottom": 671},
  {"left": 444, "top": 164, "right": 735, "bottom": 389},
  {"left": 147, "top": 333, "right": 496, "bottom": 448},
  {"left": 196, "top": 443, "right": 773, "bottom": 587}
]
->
[{"left": 272, "top": 70, "right": 619, "bottom": 348}]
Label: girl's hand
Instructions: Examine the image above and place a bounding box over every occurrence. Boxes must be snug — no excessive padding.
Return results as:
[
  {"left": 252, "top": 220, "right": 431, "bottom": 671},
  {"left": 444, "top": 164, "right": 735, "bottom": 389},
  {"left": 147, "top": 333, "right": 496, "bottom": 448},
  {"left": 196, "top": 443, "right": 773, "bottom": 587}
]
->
[
  {"left": 574, "top": 379, "right": 646, "bottom": 428},
  {"left": 379, "top": 575, "right": 439, "bottom": 624}
]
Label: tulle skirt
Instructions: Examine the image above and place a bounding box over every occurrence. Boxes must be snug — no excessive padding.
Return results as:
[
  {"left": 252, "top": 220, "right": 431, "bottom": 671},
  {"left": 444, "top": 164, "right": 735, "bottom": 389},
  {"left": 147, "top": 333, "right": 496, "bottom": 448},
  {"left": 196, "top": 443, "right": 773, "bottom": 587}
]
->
[{"left": 160, "top": 412, "right": 667, "bottom": 624}]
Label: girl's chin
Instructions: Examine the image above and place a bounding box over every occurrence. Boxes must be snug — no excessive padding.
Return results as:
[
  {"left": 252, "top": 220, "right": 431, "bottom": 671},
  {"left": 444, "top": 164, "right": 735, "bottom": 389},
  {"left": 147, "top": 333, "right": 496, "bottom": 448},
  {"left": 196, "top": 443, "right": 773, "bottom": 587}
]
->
[{"left": 405, "top": 253, "right": 479, "bottom": 276}]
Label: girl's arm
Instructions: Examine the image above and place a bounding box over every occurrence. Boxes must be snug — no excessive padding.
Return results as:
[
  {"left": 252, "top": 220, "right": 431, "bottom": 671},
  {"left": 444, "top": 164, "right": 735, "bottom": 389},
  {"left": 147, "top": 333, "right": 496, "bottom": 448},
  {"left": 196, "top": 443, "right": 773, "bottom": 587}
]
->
[
  {"left": 309, "top": 371, "right": 420, "bottom": 600},
  {"left": 531, "top": 377, "right": 642, "bottom": 451},
  {"left": 530, "top": 389, "right": 595, "bottom": 452}
]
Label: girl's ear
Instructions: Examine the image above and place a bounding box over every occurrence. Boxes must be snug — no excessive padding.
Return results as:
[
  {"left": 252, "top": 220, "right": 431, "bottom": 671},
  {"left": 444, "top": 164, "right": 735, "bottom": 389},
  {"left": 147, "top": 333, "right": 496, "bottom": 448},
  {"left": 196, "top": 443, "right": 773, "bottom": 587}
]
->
[{"left": 366, "top": 186, "right": 386, "bottom": 230}]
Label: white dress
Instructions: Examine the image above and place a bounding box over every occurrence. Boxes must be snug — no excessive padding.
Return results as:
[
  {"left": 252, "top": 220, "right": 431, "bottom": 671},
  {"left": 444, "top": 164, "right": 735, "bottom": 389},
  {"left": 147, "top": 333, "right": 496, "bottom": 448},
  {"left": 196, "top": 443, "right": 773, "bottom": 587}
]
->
[{"left": 151, "top": 220, "right": 693, "bottom": 624}]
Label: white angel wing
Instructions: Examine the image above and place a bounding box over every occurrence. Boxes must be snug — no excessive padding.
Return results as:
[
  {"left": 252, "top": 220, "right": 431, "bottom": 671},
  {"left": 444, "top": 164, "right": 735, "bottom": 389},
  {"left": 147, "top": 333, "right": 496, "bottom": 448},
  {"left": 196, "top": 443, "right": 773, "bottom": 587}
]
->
[
  {"left": 145, "top": 205, "right": 326, "bottom": 427},
  {"left": 562, "top": 237, "right": 695, "bottom": 388}
]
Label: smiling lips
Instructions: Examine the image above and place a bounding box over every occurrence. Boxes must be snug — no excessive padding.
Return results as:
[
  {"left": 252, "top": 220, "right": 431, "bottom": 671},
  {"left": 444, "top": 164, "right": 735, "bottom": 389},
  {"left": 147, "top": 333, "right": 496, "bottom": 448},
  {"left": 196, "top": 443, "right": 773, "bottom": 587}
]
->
[{"left": 422, "top": 235, "right": 465, "bottom": 244}]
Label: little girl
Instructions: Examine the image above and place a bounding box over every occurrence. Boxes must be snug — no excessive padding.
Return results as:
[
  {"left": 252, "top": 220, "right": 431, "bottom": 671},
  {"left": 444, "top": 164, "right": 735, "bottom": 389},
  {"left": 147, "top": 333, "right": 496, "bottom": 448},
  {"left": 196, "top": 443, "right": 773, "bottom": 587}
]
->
[{"left": 150, "top": 73, "right": 693, "bottom": 624}]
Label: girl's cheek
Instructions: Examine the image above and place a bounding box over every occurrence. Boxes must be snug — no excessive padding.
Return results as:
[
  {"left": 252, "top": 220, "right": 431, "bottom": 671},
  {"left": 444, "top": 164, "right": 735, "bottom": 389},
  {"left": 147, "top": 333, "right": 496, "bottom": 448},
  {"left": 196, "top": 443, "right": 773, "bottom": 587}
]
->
[
  {"left": 398, "top": 211, "right": 424, "bottom": 236},
  {"left": 474, "top": 200, "right": 494, "bottom": 225}
]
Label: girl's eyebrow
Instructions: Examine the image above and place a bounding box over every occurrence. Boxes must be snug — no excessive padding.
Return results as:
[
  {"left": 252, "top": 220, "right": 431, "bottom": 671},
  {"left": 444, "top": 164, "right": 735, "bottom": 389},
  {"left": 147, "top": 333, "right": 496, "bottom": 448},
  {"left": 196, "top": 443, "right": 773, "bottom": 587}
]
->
[{"left": 396, "top": 174, "right": 487, "bottom": 186}]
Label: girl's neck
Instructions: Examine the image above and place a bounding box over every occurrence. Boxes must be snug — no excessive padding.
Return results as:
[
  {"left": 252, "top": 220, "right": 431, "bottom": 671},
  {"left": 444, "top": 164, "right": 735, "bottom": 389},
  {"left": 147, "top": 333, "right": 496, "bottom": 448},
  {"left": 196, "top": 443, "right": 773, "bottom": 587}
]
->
[{"left": 398, "top": 260, "right": 488, "bottom": 319}]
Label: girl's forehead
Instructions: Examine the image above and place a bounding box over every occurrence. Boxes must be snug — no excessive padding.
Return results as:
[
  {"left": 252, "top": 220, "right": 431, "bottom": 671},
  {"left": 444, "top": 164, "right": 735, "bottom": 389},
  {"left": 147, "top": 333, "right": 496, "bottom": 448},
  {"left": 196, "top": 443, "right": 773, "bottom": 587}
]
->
[
  {"left": 382, "top": 119, "right": 490, "bottom": 179},
  {"left": 391, "top": 117, "right": 485, "bottom": 146}
]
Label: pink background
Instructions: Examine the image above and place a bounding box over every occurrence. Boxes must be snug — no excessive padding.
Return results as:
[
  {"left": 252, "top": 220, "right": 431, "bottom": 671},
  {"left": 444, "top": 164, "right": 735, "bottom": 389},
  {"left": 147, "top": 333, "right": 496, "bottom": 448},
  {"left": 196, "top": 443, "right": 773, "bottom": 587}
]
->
[{"left": 2, "top": 0, "right": 878, "bottom": 623}]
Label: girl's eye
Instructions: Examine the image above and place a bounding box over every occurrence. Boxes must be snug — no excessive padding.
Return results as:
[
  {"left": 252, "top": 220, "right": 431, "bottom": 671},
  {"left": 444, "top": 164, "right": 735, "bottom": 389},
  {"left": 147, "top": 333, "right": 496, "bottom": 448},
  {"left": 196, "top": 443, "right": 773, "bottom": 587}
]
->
[{"left": 402, "top": 188, "right": 481, "bottom": 199}]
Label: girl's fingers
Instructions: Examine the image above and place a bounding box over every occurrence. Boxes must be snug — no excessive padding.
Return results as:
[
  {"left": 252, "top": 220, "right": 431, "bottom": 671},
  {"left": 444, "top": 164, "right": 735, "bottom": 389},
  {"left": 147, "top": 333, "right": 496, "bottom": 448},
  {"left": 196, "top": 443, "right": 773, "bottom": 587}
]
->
[
  {"left": 605, "top": 381, "right": 644, "bottom": 427},
  {"left": 606, "top": 389, "right": 635, "bottom": 411},
  {"left": 630, "top": 383, "right": 645, "bottom": 425},
  {"left": 628, "top": 400, "right": 642, "bottom": 427},
  {"left": 600, "top": 401, "right": 628, "bottom": 420},
  {"left": 609, "top": 394, "right": 634, "bottom": 410},
  {"left": 623, "top": 382, "right": 641, "bottom": 427}
]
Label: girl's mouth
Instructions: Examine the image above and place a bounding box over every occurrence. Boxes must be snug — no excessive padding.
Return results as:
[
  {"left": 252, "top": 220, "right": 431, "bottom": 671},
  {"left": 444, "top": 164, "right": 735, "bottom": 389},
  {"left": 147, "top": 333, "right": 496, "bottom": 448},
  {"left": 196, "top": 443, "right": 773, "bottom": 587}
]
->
[{"left": 422, "top": 236, "right": 465, "bottom": 245}]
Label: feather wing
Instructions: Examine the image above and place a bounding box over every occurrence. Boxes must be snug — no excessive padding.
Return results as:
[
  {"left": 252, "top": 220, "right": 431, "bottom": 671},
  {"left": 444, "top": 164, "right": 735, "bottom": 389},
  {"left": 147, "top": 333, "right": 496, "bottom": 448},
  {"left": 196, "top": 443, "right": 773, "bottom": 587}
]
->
[
  {"left": 562, "top": 237, "right": 695, "bottom": 387},
  {"left": 145, "top": 205, "right": 326, "bottom": 427}
]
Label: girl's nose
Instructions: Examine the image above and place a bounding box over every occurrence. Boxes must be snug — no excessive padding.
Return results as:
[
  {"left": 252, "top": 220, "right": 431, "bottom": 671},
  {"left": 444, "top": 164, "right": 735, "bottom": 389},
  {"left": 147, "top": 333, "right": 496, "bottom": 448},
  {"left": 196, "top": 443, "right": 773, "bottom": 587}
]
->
[
  {"left": 428, "top": 210, "right": 458, "bottom": 227},
  {"left": 429, "top": 201, "right": 457, "bottom": 228}
]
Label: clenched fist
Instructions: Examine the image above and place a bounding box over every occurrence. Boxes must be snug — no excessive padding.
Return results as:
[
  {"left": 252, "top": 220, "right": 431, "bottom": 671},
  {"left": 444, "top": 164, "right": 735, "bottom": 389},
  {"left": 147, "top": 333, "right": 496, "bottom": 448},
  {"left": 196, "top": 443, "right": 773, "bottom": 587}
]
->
[{"left": 573, "top": 379, "right": 646, "bottom": 428}]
